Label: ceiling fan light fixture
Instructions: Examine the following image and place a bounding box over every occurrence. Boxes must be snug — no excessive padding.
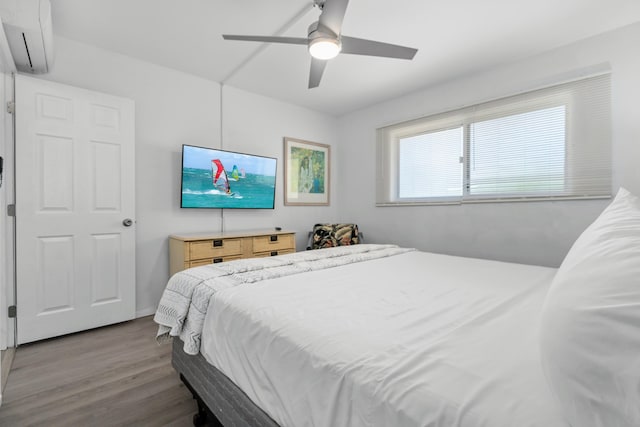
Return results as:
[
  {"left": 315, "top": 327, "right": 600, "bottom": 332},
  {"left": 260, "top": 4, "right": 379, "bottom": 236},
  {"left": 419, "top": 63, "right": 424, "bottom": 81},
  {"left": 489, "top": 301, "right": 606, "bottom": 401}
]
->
[{"left": 309, "top": 38, "right": 341, "bottom": 60}]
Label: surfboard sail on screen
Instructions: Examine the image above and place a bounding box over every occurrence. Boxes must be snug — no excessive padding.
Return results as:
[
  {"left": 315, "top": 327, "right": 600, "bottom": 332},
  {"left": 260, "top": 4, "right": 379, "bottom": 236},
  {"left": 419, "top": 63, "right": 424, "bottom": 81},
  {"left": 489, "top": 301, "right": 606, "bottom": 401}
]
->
[{"left": 212, "top": 159, "right": 232, "bottom": 195}]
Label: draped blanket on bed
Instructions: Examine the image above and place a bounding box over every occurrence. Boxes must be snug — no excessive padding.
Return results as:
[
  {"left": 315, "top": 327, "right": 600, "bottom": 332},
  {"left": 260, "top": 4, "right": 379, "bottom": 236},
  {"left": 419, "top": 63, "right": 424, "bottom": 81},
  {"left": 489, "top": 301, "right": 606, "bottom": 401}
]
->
[{"left": 154, "top": 244, "right": 414, "bottom": 355}]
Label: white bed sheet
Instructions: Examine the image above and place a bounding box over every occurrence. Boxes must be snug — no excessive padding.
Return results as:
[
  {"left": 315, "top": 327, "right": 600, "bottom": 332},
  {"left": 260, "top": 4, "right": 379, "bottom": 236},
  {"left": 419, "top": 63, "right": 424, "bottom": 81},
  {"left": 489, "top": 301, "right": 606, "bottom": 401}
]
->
[{"left": 200, "top": 251, "right": 567, "bottom": 427}]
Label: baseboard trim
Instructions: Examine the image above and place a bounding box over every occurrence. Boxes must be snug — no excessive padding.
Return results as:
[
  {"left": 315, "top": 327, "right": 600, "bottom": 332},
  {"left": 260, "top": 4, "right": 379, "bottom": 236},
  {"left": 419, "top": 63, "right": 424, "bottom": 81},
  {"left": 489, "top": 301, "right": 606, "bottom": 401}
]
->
[
  {"left": 136, "top": 307, "right": 157, "bottom": 318},
  {"left": 1, "top": 347, "right": 15, "bottom": 392}
]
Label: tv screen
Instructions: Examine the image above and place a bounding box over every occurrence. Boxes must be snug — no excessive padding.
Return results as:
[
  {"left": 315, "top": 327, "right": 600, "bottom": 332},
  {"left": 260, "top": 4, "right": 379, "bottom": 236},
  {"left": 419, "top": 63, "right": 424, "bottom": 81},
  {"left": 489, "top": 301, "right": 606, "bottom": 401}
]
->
[{"left": 181, "top": 144, "right": 277, "bottom": 209}]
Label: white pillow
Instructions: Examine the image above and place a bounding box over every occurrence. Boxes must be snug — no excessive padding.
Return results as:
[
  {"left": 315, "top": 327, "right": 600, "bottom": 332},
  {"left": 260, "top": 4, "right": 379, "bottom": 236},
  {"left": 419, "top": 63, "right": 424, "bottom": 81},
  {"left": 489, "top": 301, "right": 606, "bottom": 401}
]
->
[{"left": 539, "top": 188, "right": 640, "bottom": 427}]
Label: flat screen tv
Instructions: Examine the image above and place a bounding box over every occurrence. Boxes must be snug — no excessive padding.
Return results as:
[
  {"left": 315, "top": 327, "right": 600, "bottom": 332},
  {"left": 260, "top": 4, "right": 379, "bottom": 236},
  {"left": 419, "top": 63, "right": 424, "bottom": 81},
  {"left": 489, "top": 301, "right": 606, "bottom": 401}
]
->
[{"left": 181, "top": 144, "right": 277, "bottom": 209}]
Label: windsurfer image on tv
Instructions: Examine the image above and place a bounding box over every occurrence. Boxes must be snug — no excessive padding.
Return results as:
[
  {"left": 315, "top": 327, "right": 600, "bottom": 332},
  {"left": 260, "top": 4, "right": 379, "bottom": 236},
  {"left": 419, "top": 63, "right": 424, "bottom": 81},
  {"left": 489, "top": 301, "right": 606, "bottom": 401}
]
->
[
  {"left": 299, "top": 156, "right": 313, "bottom": 193},
  {"left": 212, "top": 159, "right": 233, "bottom": 196}
]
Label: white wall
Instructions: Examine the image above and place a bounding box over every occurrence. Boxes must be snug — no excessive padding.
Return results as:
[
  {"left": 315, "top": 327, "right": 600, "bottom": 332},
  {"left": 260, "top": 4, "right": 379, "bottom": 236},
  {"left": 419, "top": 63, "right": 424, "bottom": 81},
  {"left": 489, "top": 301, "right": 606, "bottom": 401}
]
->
[
  {"left": 33, "top": 37, "right": 339, "bottom": 316},
  {"left": 220, "top": 85, "right": 340, "bottom": 243},
  {"left": 336, "top": 23, "right": 640, "bottom": 267}
]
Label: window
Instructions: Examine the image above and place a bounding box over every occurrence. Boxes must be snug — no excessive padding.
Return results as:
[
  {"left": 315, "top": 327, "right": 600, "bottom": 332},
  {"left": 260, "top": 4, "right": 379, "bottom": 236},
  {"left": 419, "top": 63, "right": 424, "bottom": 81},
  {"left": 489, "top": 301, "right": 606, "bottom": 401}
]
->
[
  {"left": 469, "top": 106, "right": 566, "bottom": 196},
  {"left": 376, "top": 74, "right": 611, "bottom": 205},
  {"left": 398, "top": 127, "right": 463, "bottom": 199}
]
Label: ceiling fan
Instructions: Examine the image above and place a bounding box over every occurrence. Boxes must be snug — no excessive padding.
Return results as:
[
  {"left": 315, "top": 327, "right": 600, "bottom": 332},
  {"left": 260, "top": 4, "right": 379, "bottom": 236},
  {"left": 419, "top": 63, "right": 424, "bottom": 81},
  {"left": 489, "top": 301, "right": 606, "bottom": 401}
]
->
[{"left": 222, "top": 0, "right": 418, "bottom": 89}]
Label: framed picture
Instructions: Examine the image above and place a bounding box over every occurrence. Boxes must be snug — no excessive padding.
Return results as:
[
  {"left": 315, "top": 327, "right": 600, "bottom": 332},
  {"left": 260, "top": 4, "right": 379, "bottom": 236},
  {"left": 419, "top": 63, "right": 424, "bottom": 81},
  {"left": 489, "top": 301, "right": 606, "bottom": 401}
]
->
[{"left": 284, "top": 137, "right": 330, "bottom": 206}]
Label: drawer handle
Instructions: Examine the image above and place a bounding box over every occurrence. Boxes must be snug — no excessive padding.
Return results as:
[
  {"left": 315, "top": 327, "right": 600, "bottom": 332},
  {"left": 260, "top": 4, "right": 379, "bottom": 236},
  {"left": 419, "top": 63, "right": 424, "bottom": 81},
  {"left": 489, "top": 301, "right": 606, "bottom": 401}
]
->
[
  {"left": 270, "top": 235, "right": 278, "bottom": 242},
  {"left": 213, "top": 240, "right": 223, "bottom": 247},
  {"left": 270, "top": 251, "right": 278, "bottom": 256},
  {"left": 213, "top": 257, "right": 223, "bottom": 263}
]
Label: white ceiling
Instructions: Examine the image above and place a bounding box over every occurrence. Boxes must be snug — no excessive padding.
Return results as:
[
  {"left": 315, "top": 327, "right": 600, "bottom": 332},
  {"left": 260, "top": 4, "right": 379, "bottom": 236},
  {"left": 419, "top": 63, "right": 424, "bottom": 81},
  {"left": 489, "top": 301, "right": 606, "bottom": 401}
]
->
[{"left": 50, "top": 0, "right": 640, "bottom": 116}]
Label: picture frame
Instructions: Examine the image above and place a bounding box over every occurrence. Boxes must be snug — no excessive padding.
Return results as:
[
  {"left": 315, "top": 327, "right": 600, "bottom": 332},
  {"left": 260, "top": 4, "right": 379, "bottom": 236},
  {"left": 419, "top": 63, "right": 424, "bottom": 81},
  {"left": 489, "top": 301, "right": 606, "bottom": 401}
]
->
[{"left": 284, "top": 137, "right": 330, "bottom": 206}]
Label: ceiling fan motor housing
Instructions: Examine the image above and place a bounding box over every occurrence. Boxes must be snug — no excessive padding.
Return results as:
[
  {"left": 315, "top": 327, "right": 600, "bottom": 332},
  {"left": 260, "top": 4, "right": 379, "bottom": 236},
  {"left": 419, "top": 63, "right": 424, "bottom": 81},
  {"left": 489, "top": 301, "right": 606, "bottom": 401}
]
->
[
  {"left": 308, "top": 22, "right": 341, "bottom": 59},
  {"left": 308, "top": 21, "right": 338, "bottom": 40}
]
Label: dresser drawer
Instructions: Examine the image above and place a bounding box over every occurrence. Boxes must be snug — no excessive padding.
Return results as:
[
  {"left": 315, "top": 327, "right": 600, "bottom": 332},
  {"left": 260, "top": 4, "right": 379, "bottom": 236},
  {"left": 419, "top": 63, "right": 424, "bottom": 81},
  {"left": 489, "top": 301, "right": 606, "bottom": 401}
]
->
[
  {"left": 253, "top": 248, "right": 295, "bottom": 258},
  {"left": 188, "top": 255, "right": 243, "bottom": 269},
  {"left": 189, "top": 238, "right": 243, "bottom": 260},
  {"left": 252, "top": 234, "right": 295, "bottom": 253}
]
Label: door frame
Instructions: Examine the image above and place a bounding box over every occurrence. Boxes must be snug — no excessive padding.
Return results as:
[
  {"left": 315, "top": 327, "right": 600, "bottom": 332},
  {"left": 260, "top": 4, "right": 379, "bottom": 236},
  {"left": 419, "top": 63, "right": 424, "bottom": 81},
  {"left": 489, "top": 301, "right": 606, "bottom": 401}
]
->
[{"left": 1, "top": 72, "right": 15, "bottom": 352}]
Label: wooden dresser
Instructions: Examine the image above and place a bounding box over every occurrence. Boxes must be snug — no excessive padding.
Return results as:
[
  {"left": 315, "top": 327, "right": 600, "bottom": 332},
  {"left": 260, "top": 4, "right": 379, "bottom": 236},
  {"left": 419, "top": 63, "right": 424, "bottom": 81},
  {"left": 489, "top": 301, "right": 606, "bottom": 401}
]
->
[{"left": 169, "top": 229, "right": 296, "bottom": 276}]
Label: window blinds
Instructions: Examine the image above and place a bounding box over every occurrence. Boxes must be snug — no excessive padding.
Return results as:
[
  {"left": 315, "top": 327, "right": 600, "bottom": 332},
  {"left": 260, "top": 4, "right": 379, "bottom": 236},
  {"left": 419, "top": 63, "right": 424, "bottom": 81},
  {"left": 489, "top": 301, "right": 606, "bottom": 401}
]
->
[
  {"left": 376, "top": 73, "right": 612, "bottom": 205},
  {"left": 468, "top": 105, "right": 567, "bottom": 198},
  {"left": 398, "top": 126, "right": 463, "bottom": 199}
]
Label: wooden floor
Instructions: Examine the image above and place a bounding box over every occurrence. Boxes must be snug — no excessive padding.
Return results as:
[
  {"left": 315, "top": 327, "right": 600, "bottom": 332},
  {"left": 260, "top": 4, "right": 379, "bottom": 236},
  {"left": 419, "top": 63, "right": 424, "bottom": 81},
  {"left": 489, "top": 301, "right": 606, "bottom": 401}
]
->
[{"left": 0, "top": 316, "right": 200, "bottom": 426}]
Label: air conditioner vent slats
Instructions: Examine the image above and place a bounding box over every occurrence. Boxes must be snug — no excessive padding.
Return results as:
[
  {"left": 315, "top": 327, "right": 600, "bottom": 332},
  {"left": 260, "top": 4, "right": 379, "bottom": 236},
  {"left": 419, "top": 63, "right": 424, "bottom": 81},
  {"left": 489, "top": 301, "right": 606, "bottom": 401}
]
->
[{"left": 21, "top": 32, "right": 33, "bottom": 69}]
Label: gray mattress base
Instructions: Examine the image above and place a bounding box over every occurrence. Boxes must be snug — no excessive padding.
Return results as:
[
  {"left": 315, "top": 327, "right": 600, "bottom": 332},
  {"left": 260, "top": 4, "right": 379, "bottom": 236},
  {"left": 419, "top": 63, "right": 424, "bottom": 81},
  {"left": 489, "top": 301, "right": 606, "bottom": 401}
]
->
[{"left": 172, "top": 338, "right": 280, "bottom": 427}]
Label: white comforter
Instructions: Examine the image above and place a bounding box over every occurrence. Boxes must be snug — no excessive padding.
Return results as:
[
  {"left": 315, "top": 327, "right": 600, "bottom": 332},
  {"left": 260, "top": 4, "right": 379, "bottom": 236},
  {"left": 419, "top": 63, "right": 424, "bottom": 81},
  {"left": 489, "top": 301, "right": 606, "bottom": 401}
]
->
[
  {"left": 200, "top": 250, "right": 567, "bottom": 427},
  {"left": 155, "top": 244, "right": 414, "bottom": 354}
]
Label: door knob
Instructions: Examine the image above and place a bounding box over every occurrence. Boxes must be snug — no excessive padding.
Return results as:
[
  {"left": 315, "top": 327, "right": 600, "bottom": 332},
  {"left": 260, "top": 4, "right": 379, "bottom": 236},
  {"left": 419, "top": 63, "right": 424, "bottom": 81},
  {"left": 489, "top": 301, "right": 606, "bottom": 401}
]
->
[{"left": 122, "top": 218, "right": 133, "bottom": 227}]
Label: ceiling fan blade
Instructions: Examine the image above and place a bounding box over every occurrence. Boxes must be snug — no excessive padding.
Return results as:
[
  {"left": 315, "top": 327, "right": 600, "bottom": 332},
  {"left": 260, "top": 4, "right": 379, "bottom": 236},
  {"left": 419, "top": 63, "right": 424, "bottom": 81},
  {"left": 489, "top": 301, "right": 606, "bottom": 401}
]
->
[
  {"left": 223, "top": 35, "right": 308, "bottom": 45},
  {"left": 317, "top": 0, "right": 350, "bottom": 37},
  {"left": 309, "top": 57, "right": 328, "bottom": 89},
  {"left": 340, "top": 36, "right": 418, "bottom": 60}
]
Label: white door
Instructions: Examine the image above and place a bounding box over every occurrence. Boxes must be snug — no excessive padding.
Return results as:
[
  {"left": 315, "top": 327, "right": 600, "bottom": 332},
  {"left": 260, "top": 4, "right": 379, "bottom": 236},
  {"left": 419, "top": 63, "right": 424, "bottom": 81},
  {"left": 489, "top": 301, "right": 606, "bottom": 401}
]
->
[{"left": 15, "top": 75, "right": 135, "bottom": 344}]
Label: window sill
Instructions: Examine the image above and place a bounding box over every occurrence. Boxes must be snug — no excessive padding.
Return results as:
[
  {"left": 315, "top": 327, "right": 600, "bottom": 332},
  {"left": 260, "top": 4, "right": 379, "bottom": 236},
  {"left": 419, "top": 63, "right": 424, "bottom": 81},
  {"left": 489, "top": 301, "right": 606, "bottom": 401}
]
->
[{"left": 376, "top": 194, "right": 611, "bottom": 207}]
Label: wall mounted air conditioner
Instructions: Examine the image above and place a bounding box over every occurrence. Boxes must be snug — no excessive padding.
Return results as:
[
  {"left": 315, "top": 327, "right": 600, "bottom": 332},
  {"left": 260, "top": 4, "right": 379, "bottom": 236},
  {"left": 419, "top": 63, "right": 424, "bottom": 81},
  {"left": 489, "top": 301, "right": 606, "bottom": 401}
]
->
[{"left": 0, "top": 0, "right": 53, "bottom": 73}]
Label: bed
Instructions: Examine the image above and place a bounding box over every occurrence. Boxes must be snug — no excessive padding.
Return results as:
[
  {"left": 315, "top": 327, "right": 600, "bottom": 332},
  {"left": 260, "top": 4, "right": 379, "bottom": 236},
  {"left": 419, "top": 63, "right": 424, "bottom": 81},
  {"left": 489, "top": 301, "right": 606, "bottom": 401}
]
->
[{"left": 155, "top": 189, "right": 640, "bottom": 427}]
